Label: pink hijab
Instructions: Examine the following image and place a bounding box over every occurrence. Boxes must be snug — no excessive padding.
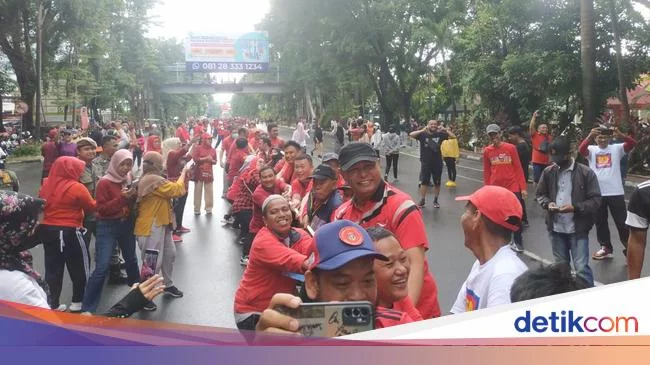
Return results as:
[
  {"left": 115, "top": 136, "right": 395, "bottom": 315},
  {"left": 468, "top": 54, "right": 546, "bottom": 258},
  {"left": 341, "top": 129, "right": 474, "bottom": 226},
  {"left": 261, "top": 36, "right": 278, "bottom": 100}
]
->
[{"left": 103, "top": 149, "right": 133, "bottom": 184}]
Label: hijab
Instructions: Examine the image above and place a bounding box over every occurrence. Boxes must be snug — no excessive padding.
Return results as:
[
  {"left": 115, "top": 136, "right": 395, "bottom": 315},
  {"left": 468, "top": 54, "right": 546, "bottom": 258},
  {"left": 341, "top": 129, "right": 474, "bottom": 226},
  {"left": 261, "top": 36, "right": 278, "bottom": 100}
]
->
[
  {"left": 137, "top": 151, "right": 166, "bottom": 202},
  {"left": 162, "top": 137, "right": 181, "bottom": 168},
  {"left": 39, "top": 156, "right": 85, "bottom": 202},
  {"left": 0, "top": 191, "right": 49, "bottom": 298},
  {"left": 103, "top": 149, "right": 133, "bottom": 184}
]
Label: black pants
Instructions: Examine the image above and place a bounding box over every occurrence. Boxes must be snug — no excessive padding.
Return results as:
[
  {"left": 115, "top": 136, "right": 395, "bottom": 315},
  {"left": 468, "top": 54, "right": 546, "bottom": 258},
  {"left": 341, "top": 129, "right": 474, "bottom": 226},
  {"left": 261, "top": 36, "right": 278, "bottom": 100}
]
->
[
  {"left": 174, "top": 192, "right": 189, "bottom": 230},
  {"left": 133, "top": 148, "right": 143, "bottom": 168},
  {"left": 234, "top": 210, "right": 253, "bottom": 257},
  {"left": 444, "top": 157, "right": 457, "bottom": 182},
  {"left": 236, "top": 314, "right": 261, "bottom": 331},
  {"left": 385, "top": 154, "right": 399, "bottom": 179},
  {"left": 513, "top": 192, "right": 524, "bottom": 246},
  {"left": 214, "top": 135, "right": 223, "bottom": 148},
  {"left": 596, "top": 195, "right": 629, "bottom": 252},
  {"left": 41, "top": 226, "right": 90, "bottom": 308}
]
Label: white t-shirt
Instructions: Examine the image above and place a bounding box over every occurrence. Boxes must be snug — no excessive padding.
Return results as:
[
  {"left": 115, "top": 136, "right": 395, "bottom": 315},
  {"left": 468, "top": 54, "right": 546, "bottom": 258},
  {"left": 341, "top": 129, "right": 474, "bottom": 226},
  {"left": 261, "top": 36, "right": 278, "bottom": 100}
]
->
[
  {"left": 587, "top": 143, "right": 625, "bottom": 196},
  {"left": 0, "top": 270, "right": 49, "bottom": 309},
  {"left": 451, "top": 246, "right": 528, "bottom": 314}
]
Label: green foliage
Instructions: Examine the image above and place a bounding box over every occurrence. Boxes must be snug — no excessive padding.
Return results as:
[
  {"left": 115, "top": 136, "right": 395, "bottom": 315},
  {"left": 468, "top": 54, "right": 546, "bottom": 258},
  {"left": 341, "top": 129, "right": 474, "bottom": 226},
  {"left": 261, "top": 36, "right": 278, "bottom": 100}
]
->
[{"left": 8, "top": 142, "right": 42, "bottom": 157}]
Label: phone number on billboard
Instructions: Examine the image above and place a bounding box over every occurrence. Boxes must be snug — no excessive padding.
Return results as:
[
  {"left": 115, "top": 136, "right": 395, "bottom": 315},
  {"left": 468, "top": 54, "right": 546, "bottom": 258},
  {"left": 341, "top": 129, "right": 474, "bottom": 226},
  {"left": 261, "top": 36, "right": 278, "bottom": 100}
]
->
[{"left": 186, "top": 62, "right": 268, "bottom": 72}]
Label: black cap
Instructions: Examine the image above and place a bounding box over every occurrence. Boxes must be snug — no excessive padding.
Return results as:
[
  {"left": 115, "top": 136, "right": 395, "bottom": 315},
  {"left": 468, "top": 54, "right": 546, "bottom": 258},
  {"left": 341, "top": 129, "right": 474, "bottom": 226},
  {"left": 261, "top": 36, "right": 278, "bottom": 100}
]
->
[
  {"left": 338, "top": 143, "right": 379, "bottom": 171},
  {"left": 309, "top": 164, "right": 337, "bottom": 180}
]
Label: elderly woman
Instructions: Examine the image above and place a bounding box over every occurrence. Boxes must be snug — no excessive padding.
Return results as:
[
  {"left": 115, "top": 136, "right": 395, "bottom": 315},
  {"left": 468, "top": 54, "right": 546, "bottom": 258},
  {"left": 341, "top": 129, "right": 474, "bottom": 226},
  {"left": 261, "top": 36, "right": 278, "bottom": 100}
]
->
[
  {"left": 233, "top": 195, "right": 313, "bottom": 331},
  {"left": 134, "top": 151, "right": 189, "bottom": 311},
  {"left": 39, "top": 157, "right": 97, "bottom": 312},
  {"left": 0, "top": 191, "right": 165, "bottom": 316},
  {"left": 82, "top": 150, "right": 140, "bottom": 313}
]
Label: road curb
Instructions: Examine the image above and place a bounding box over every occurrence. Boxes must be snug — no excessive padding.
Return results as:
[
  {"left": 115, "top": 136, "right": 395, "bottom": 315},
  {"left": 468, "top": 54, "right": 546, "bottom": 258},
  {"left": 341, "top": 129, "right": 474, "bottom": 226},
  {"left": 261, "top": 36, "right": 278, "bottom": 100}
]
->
[{"left": 5, "top": 156, "right": 43, "bottom": 165}]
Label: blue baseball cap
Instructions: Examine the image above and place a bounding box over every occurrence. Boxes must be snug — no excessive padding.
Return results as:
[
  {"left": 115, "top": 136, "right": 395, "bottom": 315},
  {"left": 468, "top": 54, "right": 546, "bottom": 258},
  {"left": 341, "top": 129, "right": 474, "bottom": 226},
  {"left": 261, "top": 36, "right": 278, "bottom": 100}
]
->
[{"left": 310, "top": 220, "right": 387, "bottom": 271}]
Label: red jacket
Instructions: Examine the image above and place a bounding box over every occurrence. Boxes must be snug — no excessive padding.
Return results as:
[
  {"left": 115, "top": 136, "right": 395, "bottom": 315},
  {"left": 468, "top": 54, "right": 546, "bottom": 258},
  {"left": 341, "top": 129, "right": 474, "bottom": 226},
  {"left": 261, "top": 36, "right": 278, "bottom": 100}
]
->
[
  {"left": 483, "top": 142, "right": 527, "bottom": 193},
  {"left": 95, "top": 178, "right": 130, "bottom": 220},
  {"left": 42, "top": 182, "right": 96, "bottom": 228},
  {"left": 234, "top": 227, "right": 313, "bottom": 314}
]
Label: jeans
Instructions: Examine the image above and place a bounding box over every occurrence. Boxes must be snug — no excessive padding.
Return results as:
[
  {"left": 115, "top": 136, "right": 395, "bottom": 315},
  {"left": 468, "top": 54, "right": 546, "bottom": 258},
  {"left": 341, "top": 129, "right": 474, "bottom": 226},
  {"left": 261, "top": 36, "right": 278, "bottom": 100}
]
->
[
  {"left": 549, "top": 231, "right": 594, "bottom": 287},
  {"left": 82, "top": 219, "right": 140, "bottom": 313},
  {"left": 512, "top": 192, "right": 524, "bottom": 246},
  {"left": 234, "top": 210, "right": 253, "bottom": 257},
  {"left": 533, "top": 163, "right": 548, "bottom": 184},
  {"left": 595, "top": 195, "right": 629, "bottom": 253}
]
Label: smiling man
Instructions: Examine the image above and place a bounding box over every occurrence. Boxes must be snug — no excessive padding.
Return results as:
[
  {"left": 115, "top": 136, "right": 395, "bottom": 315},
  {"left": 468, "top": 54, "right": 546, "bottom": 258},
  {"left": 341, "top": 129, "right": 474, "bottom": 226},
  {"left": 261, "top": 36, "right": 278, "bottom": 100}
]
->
[
  {"left": 332, "top": 142, "right": 441, "bottom": 319},
  {"left": 299, "top": 164, "right": 342, "bottom": 231}
]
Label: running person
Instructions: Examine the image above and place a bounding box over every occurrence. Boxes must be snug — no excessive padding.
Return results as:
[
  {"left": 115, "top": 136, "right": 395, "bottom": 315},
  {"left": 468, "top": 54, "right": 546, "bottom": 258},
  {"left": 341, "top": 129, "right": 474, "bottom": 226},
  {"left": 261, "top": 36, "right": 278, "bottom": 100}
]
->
[{"left": 409, "top": 120, "right": 455, "bottom": 208}]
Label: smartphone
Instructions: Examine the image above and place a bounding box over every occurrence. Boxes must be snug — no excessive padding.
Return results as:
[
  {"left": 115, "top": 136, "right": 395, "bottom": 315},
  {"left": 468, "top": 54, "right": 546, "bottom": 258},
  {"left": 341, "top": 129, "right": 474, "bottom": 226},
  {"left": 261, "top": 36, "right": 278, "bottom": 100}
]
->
[
  {"left": 140, "top": 249, "right": 159, "bottom": 281},
  {"left": 600, "top": 128, "right": 614, "bottom": 136},
  {"left": 275, "top": 301, "right": 374, "bottom": 337}
]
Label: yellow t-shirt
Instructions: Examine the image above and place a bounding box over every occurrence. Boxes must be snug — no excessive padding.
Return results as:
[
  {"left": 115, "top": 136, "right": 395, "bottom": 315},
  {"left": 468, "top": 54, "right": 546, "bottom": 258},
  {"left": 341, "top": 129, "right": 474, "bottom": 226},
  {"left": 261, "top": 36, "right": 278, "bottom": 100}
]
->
[{"left": 134, "top": 180, "right": 186, "bottom": 236}]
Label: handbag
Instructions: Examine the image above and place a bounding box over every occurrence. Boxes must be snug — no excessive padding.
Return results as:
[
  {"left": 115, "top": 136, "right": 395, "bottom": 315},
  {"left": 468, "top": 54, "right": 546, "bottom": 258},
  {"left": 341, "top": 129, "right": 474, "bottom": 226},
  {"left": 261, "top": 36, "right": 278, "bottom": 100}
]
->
[{"left": 537, "top": 137, "right": 550, "bottom": 154}]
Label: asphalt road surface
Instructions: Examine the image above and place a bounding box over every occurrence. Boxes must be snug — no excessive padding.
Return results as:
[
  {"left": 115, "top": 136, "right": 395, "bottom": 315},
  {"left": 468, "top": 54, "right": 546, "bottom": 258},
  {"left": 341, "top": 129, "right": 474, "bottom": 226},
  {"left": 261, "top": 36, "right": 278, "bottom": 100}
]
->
[{"left": 9, "top": 125, "right": 640, "bottom": 329}]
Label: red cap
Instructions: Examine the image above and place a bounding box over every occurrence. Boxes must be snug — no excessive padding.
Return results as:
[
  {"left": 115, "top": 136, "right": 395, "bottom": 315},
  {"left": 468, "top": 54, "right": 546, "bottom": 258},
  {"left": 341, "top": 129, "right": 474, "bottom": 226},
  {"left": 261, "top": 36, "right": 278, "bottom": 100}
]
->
[{"left": 455, "top": 185, "right": 522, "bottom": 232}]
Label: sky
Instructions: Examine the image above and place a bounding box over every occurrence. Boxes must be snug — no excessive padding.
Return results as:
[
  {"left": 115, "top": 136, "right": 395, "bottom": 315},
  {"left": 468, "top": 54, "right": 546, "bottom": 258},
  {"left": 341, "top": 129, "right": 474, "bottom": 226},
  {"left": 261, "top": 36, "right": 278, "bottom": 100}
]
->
[{"left": 147, "top": 0, "right": 271, "bottom": 102}]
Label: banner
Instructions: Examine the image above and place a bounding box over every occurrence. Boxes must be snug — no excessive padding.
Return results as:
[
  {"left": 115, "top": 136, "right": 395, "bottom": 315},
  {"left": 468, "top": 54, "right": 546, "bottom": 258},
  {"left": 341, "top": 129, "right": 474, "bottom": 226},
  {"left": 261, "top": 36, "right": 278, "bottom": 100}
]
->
[{"left": 185, "top": 32, "right": 270, "bottom": 73}]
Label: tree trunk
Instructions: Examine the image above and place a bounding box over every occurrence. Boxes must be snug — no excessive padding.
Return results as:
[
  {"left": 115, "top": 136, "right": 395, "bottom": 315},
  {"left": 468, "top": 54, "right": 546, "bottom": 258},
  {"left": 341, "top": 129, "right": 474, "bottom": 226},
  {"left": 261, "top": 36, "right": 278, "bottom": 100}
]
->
[
  {"left": 304, "top": 85, "right": 316, "bottom": 120},
  {"left": 580, "top": 0, "right": 598, "bottom": 127},
  {"left": 608, "top": 0, "right": 630, "bottom": 126},
  {"left": 441, "top": 49, "right": 457, "bottom": 123}
]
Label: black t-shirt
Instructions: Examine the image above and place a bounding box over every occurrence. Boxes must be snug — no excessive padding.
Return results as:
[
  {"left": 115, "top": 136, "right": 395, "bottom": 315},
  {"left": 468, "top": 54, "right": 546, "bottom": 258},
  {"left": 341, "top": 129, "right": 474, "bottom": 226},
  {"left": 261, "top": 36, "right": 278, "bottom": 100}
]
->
[
  {"left": 418, "top": 131, "right": 448, "bottom": 163},
  {"left": 314, "top": 126, "right": 323, "bottom": 142},
  {"left": 626, "top": 181, "right": 650, "bottom": 231},
  {"left": 335, "top": 125, "right": 345, "bottom": 144},
  {"left": 516, "top": 141, "right": 531, "bottom": 168}
]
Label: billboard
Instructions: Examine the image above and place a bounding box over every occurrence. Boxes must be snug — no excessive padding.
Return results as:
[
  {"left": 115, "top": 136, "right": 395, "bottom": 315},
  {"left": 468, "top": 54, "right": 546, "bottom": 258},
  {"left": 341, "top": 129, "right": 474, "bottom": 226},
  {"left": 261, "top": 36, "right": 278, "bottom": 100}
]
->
[{"left": 185, "top": 32, "right": 270, "bottom": 73}]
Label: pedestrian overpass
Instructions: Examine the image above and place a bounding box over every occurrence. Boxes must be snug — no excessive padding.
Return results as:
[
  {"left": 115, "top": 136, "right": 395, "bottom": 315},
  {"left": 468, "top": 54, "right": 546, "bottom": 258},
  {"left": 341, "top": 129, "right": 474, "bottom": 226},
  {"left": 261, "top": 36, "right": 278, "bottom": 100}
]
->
[{"left": 158, "top": 64, "right": 284, "bottom": 95}]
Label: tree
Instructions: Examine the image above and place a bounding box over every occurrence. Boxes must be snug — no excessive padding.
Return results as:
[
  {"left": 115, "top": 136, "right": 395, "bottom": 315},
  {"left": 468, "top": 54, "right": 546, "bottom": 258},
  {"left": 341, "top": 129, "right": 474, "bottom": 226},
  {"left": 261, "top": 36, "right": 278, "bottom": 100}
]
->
[{"left": 581, "top": 0, "right": 597, "bottom": 126}]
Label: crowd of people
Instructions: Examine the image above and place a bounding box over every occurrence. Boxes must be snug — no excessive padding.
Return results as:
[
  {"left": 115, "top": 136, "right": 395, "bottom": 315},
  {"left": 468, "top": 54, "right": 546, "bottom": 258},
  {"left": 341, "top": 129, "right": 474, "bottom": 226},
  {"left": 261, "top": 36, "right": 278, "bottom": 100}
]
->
[{"left": 0, "top": 112, "right": 648, "bottom": 338}]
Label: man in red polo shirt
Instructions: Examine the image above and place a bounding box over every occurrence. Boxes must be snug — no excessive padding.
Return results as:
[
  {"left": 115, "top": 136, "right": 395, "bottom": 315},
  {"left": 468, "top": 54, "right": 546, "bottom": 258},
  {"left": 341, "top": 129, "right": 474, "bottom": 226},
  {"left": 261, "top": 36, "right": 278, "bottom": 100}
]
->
[
  {"left": 290, "top": 154, "right": 314, "bottom": 208},
  {"left": 483, "top": 124, "right": 528, "bottom": 253},
  {"left": 529, "top": 110, "right": 552, "bottom": 184},
  {"left": 274, "top": 140, "right": 301, "bottom": 184},
  {"left": 267, "top": 123, "right": 285, "bottom": 149},
  {"left": 332, "top": 142, "right": 441, "bottom": 319}
]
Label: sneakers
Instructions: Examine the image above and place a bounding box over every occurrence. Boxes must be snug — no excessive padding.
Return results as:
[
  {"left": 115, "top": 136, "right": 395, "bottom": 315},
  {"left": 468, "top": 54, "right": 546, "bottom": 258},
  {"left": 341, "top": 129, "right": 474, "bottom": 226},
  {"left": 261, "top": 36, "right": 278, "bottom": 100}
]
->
[
  {"left": 522, "top": 220, "right": 530, "bottom": 228},
  {"left": 142, "top": 301, "right": 157, "bottom": 311},
  {"left": 177, "top": 226, "right": 191, "bottom": 234},
  {"left": 240, "top": 256, "right": 249, "bottom": 266},
  {"left": 510, "top": 242, "right": 524, "bottom": 253},
  {"left": 592, "top": 246, "right": 613, "bottom": 260},
  {"left": 54, "top": 304, "right": 67, "bottom": 312},
  {"left": 418, "top": 199, "right": 425, "bottom": 208},
  {"left": 194, "top": 211, "right": 201, "bottom": 216},
  {"left": 446, "top": 181, "right": 457, "bottom": 188},
  {"left": 164, "top": 286, "right": 184, "bottom": 298},
  {"left": 69, "top": 302, "right": 82, "bottom": 312},
  {"left": 206, "top": 210, "right": 212, "bottom": 216},
  {"left": 221, "top": 216, "right": 235, "bottom": 226},
  {"left": 172, "top": 234, "right": 183, "bottom": 243},
  {"left": 433, "top": 201, "right": 440, "bottom": 209}
]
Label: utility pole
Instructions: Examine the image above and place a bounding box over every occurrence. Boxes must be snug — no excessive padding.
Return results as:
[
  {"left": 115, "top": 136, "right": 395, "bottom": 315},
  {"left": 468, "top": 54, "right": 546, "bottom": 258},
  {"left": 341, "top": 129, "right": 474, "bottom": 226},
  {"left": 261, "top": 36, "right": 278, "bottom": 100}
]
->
[{"left": 34, "top": 0, "right": 43, "bottom": 138}]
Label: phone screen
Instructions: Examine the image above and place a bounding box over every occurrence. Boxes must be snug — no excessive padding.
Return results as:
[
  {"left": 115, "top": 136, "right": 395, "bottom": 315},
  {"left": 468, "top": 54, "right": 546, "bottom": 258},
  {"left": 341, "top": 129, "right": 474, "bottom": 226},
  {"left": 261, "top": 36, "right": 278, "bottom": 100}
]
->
[{"left": 140, "top": 249, "right": 159, "bottom": 281}]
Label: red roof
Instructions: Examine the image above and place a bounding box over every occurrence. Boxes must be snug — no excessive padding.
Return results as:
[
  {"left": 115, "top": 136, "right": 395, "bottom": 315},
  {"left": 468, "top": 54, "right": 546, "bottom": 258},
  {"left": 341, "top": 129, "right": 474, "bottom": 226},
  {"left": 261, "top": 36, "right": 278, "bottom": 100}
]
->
[{"left": 607, "top": 79, "right": 650, "bottom": 108}]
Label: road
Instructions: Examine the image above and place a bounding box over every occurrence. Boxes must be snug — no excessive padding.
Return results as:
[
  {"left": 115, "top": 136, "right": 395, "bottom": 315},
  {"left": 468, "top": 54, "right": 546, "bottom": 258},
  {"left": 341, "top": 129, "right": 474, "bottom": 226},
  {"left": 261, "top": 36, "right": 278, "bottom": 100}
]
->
[{"left": 9, "top": 126, "right": 641, "bottom": 329}]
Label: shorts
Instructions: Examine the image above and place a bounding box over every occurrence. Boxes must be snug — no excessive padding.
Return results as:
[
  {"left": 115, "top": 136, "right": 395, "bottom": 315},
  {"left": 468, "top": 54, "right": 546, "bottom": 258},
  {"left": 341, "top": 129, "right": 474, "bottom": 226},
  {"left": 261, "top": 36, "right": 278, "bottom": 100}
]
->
[{"left": 420, "top": 161, "right": 443, "bottom": 186}]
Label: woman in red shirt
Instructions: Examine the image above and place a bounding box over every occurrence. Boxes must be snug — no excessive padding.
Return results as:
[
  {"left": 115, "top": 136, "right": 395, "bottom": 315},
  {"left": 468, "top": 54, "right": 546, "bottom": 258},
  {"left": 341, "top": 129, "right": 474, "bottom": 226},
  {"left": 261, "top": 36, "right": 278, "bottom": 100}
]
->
[
  {"left": 145, "top": 134, "right": 162, "bottom": 154},
  {"left": 234, "top": 195, "right": 313, "bottom": 330},
  {"left": 82, "top": 149, "right": 140, "bottom": 313},
  {"left": 192, "top": 133, "right": 217, "bottom": 215},
  {"left": 39, "top": 157, "right": 97, "bottom": 312}
]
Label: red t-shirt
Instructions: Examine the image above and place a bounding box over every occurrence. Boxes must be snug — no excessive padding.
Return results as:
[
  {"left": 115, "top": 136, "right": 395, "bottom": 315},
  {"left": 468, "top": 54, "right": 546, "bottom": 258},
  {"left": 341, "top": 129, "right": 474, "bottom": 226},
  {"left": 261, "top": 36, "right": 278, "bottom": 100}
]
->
[
  {"left": 95, "top": 178, "right": 130, "bottom": 220},
  {"left": 41, "top": 182, "right": 96, "bottom": 228},
  {"left": 375, "top": 306, "right": 414, "bottom": 329},
  {"left": 291, "top": 179, "right": 311, "bottom": 200},
  {"left": 41, "top": 141, "right": 59, "bottom": 172},
  {"left": 270, "top": 137, "right": 285, "bottom": 149},
  {"left": 334, "top": 182, "right": 441, "bottom": 319},
  {"left": 530, "top": 131, "right": 552, "bottom": 165},
  {"left": 250, "top": 180, "right": 287, "bottom": 234},
  {"left": 393, "top": 296, "right": 423, "bottom": 321},
  {"left": 483, "top": 142, "right": 527, "bottom": 193},
  {"left": 234, "top": 227, "right": 313, "bottom": 314},
  {"left": 193, "top": 125, "right": 204, "bottom": 137},
  {"left": 176, "top": 126, "right": 190, "bottom": 144},
  {"left": 227, "top": 148, "right": 248, "bottom": 183}
]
